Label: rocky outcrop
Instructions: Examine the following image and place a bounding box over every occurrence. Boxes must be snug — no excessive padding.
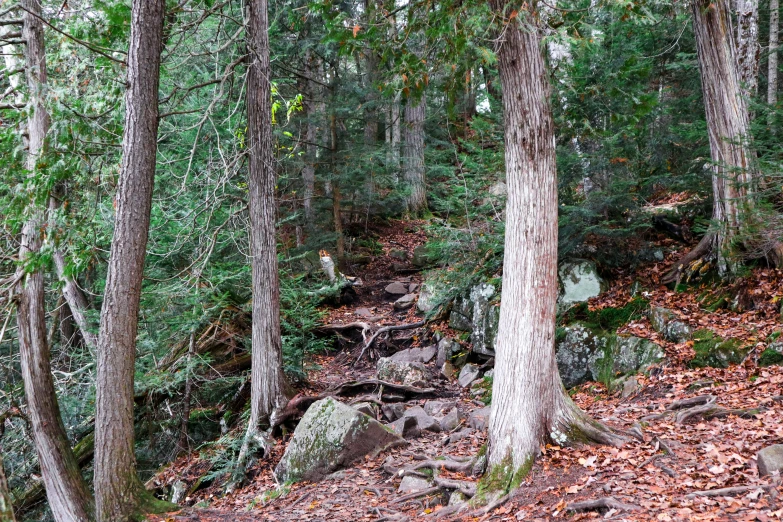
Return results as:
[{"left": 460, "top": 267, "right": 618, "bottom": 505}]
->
[
  {"left": 556, "top": 322, "right": 665, "bottom": 388},
  {"left": 448, "top": 282, "right": 500, "bottom": 357},
  {"left": 558, "top": 260, "right": 605, "bottom": 312},
  {"left": 649, "top": 307, "right": 693, "bottom": 343},
  {"left": 275, "top": 398, "right": 404, "bottom": 483},
  {"left": 689, "top": 330, "right": 749, "bottom": 369},
  {"left": 759, "top": 340, "right": 783, "bottom": 367}
]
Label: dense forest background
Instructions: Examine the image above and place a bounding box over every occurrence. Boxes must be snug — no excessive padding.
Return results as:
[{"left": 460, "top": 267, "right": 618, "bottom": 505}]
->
[{"left": 1, "top": 0, "right": 783, "bottom": 519}]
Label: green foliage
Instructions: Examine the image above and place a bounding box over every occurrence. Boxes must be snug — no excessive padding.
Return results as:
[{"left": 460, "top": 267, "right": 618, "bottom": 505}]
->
[
  {"left": 689, "top": 330, "right": 748, "bottom": 369},
  {"left": 559, "top": 297, "right": 650, "bottom": 331},
  {"left": 759, "top": 348, "right": 783, "bottom": 367}
]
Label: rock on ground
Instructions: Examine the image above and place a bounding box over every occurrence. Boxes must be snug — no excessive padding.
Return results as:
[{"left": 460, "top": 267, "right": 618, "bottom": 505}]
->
[
  {"left": 458, "top": 363, "right": 481, "bottom": 388},
  {"left": 385, "top": 282, "right": 409, "bottom": 295},
  {"left": 649, "top": 306, "right": 693, "bottom": 343},
  {"left": 376, "top": 357, "right": 430, "bottom": 387},
  {"left": 393, "top": 293, "right": 416, "bottom": 310},
  {"left": 558, "top": 260, "right": 605, "bottom": 312},
  {"left": 757, "top": 445, "right": 783, "bottom": 476},
  {"left": 398, "top": 476, "right": 432, "bottom": 493},
  {"left": 390, "top": 345, "right": 437, "bottom": 364},
  {"left": 275, "top": 397, "right": 404, "bottom": 483}
]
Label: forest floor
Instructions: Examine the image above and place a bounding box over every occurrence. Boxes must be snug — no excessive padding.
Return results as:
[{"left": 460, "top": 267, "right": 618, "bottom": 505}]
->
[{"left": 147, "top": 221, "right": 783, "bottom": 522}]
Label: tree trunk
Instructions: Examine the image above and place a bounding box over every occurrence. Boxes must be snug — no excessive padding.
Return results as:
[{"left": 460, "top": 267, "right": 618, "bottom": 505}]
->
[
  {"left": 735, "top": 0, "right": 760, "bottom": 99},
  {"left": 94, "top": 0, "right": 166, "bottom": 518},
  {"left": 403, "top": 93, "right": 427, "bottom": 216},
  {"left": 769, "top": 0, "right": 779, "bottom": 109},
  {"left": 691, "top": 0, "right": 757, "bottom": 275},
  {"left": 0, "top": 454, "right": 15, "bottom": 522},
  {"left": 14, "top": 1, "right": 95, "bottom": 520},
  {"left": 246, "top": 0, "right": 286, "bottom": 430},
  {"left": 300, "top": 48, "right": 317, "bottom": 232},
  {"left": 485, "top": 0, "right": 624, "bottom": 485},
  {"left": 330, "top": 111, "right": 345, "bottom": 258},
  {"left": 390, "top": 92, "right": 401, "bottom": 170}
]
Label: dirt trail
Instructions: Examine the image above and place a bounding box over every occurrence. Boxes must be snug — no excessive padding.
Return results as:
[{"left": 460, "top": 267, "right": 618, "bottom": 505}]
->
[{"left": 148, "top": 223, "right": 783, "bottom": 522}]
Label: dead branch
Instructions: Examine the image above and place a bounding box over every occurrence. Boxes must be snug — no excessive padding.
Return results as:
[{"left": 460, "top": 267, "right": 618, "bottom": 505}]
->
[
  {"left": 567, "top": 496, "right": 642, "bottom": 513},
  {"left": 685, "top": 484, "right": 776, "bottom": 499}
]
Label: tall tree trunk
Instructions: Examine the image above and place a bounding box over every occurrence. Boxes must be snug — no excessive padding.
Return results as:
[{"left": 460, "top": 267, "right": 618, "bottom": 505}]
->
[
  {"left": 246, "top": 0, "right": 285, "bottom": 430},
  {"left": 94, "top": 0, "right": 166, "bottom": 518},
  {"left": 389, "top": 92, "right": 401, "bottom": 170},
  {"left": 330, "top": 110, "right": 345, "bottom": 258},
  {"left": 300, "top": 48, "right": 317, "bottom": 232},
  {"left": 485, "top": 0, "right": 623, "bottom": 485},
  {"left": 689, "top": 0, "right": 757, "bottom": 276},
  {"left": 769, "top": 0, "right": 779, "bottom": 109},
  {"left": 14, "top": 1, "right": 95, "bottom": 519},
  {"left": 403, "top": 93, "right": 427, "bottom": 215},
  {"left": 735, "top": 0, "right": 760, "bottom": 99}
]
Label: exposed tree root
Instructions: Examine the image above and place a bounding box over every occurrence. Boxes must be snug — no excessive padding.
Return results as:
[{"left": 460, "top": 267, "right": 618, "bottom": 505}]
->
[
  {"left": 355, "top": 321, "right": 426, "bottom": 364},
  {"left": 662, "top": 233, "right": 715, "bottom": 284},
  {"left": 386, "top": 454, "right": 480, "bottom": 509},
  {"left": 685, "top": 483, "right": 778, "bottom": 499},
  {"left": 567, "top": 496, "right": 642, "bottom": 513},
  {"left": 642, "top": 395, "right": 763, "bottom": 425},
  {"left": 317, "top": 320, "right": 428, "bottom": 364}
]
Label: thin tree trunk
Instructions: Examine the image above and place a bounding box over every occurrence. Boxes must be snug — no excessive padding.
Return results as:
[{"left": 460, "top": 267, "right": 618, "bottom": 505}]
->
[
  {"left": 176, "top": 329, "right": 196, "bottom": 455},
  {"left": 691, "top": 0, "right": 757, "bottom": 275},
  {"left": 735, "top": 0, "right": 760, "bottom": 99},
  {"left": 390, "top": 91, "right": 401, "bottom": 170},
  {"left": 94, "top": 0, "right": 166, "bottom": 518},
  {"left": 485, "top": 0, "right": 623, "bottom": 484},
  {"left": 14, "top": 0, "right": 95, "bottom": 519},
  {"left": 0, "top": 454, "right": 15, "bottom": 522},
  {"left": 403, "top": 93, "right": 427, "bottom": 216},
  {"left": 246, "top": 0, "right": 286, "bottom": 431},
  {"left": 330, "top": 111, "right": 345, "bottom": 258},
  {"left": 300, "top": 48, "right": 317, "bottom": 232},
  {"left": 769, "top": 0, "right": 779, "bottom": 109}
]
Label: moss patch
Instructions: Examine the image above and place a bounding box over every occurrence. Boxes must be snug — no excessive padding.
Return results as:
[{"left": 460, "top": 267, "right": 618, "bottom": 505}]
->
[
  {"left": 759, "top": 347, "right": 783, "bottom": 367},
  {"left": 689, "top": 330, "right": 748, "bottom": 368},
  {"left": 559, "top": 297, "right": 649, "bottom": 331},
  {"left": 474, "top": 454, "right": 533, "bottom": 505}
]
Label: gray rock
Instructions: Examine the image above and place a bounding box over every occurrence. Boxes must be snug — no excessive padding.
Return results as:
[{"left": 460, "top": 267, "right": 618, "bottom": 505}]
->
[
  {"left": 468, "top": 406, "right": 491, "bottom": 431},
  {"left": 440, "top": 408, "right": 461, "bottom": 432},
  {"left": 170, "top": 479, "right": 188, "bottom": 504},
  {"left": 355, "top": 307, "right": 373, "bottom": 318},
  {"left": 556, "top": 322, "right": 665, "bottom": 388},
  {"left": 377, "top": 358, "right": 429, "bottom": 387},
  {"left": 418, "top": 280, "right": 448, "bottom": 313},
  {"left": 440, "top": 361, "right": 456, "bottom": 380},
  {"left": 484, "top": 369, "right": 494, "bottom": 379},
  {"left": 385, "top": 282, "right": 409, "bottom": 295},
  {"left": 390, "top": 345, "right": 437, "bottom": 364},
  {"left": 649, "top": 307, "right": 692, "bottom": 343},
  {"left": 398, "top": 476, "right": 432, "bottom": 493},
  {"left": 449, "top": 296, "right": 473, "bottom": 331},
  {"left": 448, "top": 491, "right": 468, "bottom": 506},
  {"left": 389, "top": 416, "right": 420, "bottom": 438},
  {"left": 458, "top": 364, "right": 481, "bottom": 388},
  {"left": 403, "top": 406, "right": 441, "bottom": 432},
  {"left": 390, "top": 249, "right": 408, "bottom": 261},
  {"left": 436, "top": 338, "right": 461, "bottom": 368},
  {"left": 620, "top": 376, "right": 639, "bottom": 398},
  {"left": 412, "top": 245, "right": 436, "bottom": 268},
  {"left": 423, "top": 400, "right": 457, "bottom": 417},
  {"left": 409, "top": 283, "right": 419, "bottom": 293},
  {"left": 394, "top": 293, "right": 417, "bottom": 310},
  {"left": 758, "top": 445, "right": 783, "bottom": 476},
  {"left": 447, "top": 427, "right": 474, "bottom": 444},
  {"left": 382, "top": 403, "right": 405, "bottom": 422},
  {"left": 448, "top": 283, "right": 501, "bottom": 357},
  {"left": 557, "top": 260, "right": 605, "bottom": 312},
  {"left": 275, "top": 398, "right": 404, "bottom": 483},
  {"left": 352, "top": 402, "right": 378, "bottom": 418}
]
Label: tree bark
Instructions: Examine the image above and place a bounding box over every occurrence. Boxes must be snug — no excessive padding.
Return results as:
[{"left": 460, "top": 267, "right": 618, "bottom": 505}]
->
[
  {"left": 94, "top": 0, "right": 165, "bottom": 518},
  {"left": 300, "top": 48, "right": 317, "bottom": 231},
  {"left": 769, "top": 0, "right": 779, "bottom": 108},
  {"left": 246, "top": 0, "right": 286, "bottom": 430},
  {"left": 0, "top": 454, "right": 15, "bottom": 522},
  {"left": 485, "top": 0, "right": 623, "bottom": 481},
  {"left": 691, "top": 0, "right": 757, "bottom": 275},
  {"left": 735, "top": 0, "right": 760, "bottom": 99},
  {"left": 403, "top": 93, "right": 427, "bottom": 216},
  {"left": 14, "top": 1, "right": 95, "bottom": 520}
]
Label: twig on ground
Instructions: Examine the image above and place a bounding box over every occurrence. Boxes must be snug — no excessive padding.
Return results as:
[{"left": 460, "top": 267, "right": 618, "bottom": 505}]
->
[{"left": 685, "top": 484, "right": 777, "bottom": 498}]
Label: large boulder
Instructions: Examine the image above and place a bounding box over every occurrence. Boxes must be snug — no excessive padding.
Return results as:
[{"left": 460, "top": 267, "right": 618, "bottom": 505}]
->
[
  {"left": 689, "top": 330, "right": 749, "bottom": 369},
  {"left": 448, "top": 282, "right": 500, "bottom": 357},
  {"left": 417, "top": 280, "right": 445, "bottom": 313},
  {"left": 376, "top": 358, "right": 430, "bottom": 387},
  {"left": 558, "top": 260, "right": 605, "bottom": 312},
  {"left": 759, "top": 341, "right": 783, "bottom": 367},
  {"left": 275, "top": 398, "right": 404, "bottom": 483},
  {"left": 556, "top": 322, "right": 665, "bottom": 388},
  {"left": 649, "top": 307, "right": 693, "bottom": 343}
]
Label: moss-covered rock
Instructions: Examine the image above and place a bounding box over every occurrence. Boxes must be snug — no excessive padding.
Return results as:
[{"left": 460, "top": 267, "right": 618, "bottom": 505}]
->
[
  {"left": 759, "top": 342, "right": 783, "bottom": 367},
  {"left": 649, "top": 306, "right": 693, "bottom": 343},
  {"left": 689, "top": 330, "right": 749, "bottom": 368},
  {"left": 274, "top": 398, "right": 405, "bottom": 483}
]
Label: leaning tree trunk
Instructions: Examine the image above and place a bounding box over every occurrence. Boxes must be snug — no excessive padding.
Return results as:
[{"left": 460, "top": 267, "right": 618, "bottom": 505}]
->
[
  {"left": 402, "top": 93, "right": 427, "bottom": 216},
  {"left": 94, "top": 0, "right": 166, "bottom": 519},
  {"left": 245, "top": 0, "right": 286, "bottom": 433},
  {"left": 14, "top": 1, "right": 95, "bottom": 520},
  {"left": 735, "top": 0, "right": 760, "bottom": 99},
  {"left": 485, "top": 0, "right": 624, "bottom": 487},
  {"left": 769, "top": 0, "right": 779, "bottom": 110},
  {"left": 0, "top": 454, "right": 15, "bottom": 522},
  {"left": 681, "top": 0, "right": 758, "bottom": 277}
]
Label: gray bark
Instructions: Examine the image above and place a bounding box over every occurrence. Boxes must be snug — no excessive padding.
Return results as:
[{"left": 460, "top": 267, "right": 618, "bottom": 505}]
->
[
  {"left": 94, "top": 0, "right": 165, "bottom": 518},
  {"left": 769, "top": 0, "right": 779, "bottom": 107},
  {"left": 0, "top": 454, "right": 15, "bottom": 522},
  {"left": 403, "top": 93, "right": 426, "bottom": 215},
  {"left": 300, "top": 48, "right": 317, "bottom": 230},
  {"left": 246, "top": 0, "right": 286, "bottom": 429},
  {"left": 486, "top": 0, "right": 623, "bottom": 476},
  {"left": 691, "top": 0, "right": 757, "bottom": 274},
  {"left": 735, "top": 0, "right": 760, "bottom": 99},
  {"left": 14, "top": 0, "right": 94, "bottom": 519}
]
